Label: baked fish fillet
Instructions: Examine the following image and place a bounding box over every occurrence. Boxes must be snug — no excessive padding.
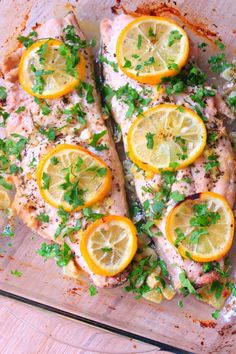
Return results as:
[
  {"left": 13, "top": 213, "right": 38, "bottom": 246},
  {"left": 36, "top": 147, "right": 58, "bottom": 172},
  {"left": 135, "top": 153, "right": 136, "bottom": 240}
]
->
[
  {"left": 100, "top": 14, "right": 236, "bottom": 290},
  {"left": 1, "top": 12, "right": 129, "bottom": 288}
]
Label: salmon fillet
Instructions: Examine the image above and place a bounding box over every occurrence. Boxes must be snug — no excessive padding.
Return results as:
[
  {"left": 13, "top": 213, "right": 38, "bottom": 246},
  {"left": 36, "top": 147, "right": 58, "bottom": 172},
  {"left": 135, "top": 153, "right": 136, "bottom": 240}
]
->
[
  {"left": 100, "top": 15, "right": 236, "bottom": 290},
  {"left": 0, "top": 12, "right": 130, "bottom": 288}
]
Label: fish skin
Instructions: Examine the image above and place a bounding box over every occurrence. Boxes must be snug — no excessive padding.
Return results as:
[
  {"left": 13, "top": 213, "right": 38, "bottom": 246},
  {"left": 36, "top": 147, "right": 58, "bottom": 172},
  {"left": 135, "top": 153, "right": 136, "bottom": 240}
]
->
[
  {"left": 100, "top": 14, "right": 236, "bottom": 290},
  {"left": 1, "top": 12, "right": 129, "bottom": 288}
]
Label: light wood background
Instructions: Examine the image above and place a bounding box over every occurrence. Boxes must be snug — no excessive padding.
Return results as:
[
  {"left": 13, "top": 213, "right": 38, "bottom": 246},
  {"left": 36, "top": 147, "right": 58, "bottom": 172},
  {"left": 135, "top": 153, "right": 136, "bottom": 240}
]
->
[{"left": 0, "top": 297, "right": 161, "bottom": 354}]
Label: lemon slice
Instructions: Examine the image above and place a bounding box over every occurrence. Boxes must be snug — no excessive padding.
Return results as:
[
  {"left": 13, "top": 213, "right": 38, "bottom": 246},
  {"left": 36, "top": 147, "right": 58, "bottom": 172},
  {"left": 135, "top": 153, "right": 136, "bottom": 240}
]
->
[
  {"left": 19, "top": 39, "right": 85, "bottom": 99},
  {"left": 166, "top": 192, "right": 234, "bottom": 262},
  {"left": 127, "top": 104, "right": 207, "bottom": 172},
  {"left": 36, "top": 144, "right": 112, "bottom": 212},
  {"left": 80, "top": 215, "right": 137, "bottom": 276},
  {"left": 116, "top": 16, "right": 189, "bottom": 84}
]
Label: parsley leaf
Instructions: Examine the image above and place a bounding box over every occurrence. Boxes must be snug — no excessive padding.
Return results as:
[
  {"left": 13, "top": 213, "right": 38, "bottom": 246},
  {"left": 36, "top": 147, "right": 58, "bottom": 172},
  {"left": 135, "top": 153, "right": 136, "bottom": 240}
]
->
[
  {"left": 10, "top": 270, "right": 22, "bottom": 277},
  {"left": 0, "top": 176, "right": 12, "bottom": 190},
  {"left": 167, "top": 62, "right": 179, "bottom": 70},
  {"left": 64, "top": 103, "right": 86, "bottom": 125},
  {"left": 168, "top": 30, "right": 182, "bottom": 47},
  {"left": 2, "top": 225, "right": 14, "bottom": 237},
  {"left": 174, "top": 228, "right": 186, "bottom": 247},
  {"left": 83, "top": 207, "right": 104, "bottom": 221},
  {"left": 37, "top": 242, "right": 73, "bottom": 267},
  {"left": 137, "top": 34, "right": 142, "bottom": 49},
  {"left": 98, "top": 55, "right": 118, "bottom": 72},
  {"left": 212, "top": 309, "right": 220, "bottom": 320},
  {"left": 123, "top": 57, "right": 132, "bottom": 68},
  {"left": 0, "top": 86, "right": 7, "bottom": 101},
  {"left": 42, "top": 172, "right": 51, "bottom": 190},
  {"left": 36, "top": 212, "right": 49, "bottom": 223},
  {"left": 89, "top": 130, "right": 108, "bottom": 151},
  {"left": 179, "top": 271, "right": 196, "bottom": 295},
  {"left": 15, "top": 106, "right": 26, "bottom": 113},
  {"left": 214, "top": 39, "right": 225, "bottom": 51},
  {"left": 204, "top": 154, "right": 219, "bottom": 172},
  {"left": 50, "top": 156, "right": 59, "bottom": 165},
  {"left": 208, "top": 53, "right": 232, "bottom": 73},
  {"left": 145, "top": 132, "right": 155, "bottom": 149},
  {"left": 144, "top": 57, "right": 155, "bottom": 66},
  {"left": 170, "top": 191, "right": 185, "bottom": 202},
  {"left": 39, "top": 127, "right": 56, "bottom": 141},
  {"left": 89, "top": 284, "right": 97, "bottom": 296},
  {"left": 101, "top": 247, "right": 112, "bottom": 252},
  {"left": 148, "top": 27, "right": 156, "bottom": 37},
  {"left": 18, "top": 31, "right": 38, "bottom": 48},
  {"left": 189, "top": 228, "right": 208, "bottom": 244}
]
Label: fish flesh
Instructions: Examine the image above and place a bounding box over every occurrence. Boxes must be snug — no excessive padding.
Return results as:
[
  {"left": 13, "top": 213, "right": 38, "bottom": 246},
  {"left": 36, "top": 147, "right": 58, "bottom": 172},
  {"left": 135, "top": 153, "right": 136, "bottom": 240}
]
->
[
  {"left": 100, "top": 14, "right": 236, "bottom": 290},
  {"left": 1, "top": 12, "right": 130, "bottom": 288}
]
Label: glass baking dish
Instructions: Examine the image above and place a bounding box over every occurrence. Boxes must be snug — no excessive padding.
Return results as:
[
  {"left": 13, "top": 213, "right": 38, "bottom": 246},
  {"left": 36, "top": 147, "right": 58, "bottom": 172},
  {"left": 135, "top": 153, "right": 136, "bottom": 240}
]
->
[{"left": 0, "top": 0, "right": 236, "bottom": 352}]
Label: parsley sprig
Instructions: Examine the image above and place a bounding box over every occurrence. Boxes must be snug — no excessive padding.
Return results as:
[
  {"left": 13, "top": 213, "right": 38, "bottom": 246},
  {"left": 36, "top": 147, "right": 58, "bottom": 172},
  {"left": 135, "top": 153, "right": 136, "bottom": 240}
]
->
[{"left": 36, "top": 242, "right": 73, "bottom": 267}]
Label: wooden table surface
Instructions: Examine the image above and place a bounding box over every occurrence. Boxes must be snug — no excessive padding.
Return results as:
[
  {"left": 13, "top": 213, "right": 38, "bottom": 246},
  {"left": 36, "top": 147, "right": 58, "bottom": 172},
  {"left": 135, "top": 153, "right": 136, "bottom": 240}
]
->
[{"left": 0, "top": 296, "right": 162, "bottom": 354}]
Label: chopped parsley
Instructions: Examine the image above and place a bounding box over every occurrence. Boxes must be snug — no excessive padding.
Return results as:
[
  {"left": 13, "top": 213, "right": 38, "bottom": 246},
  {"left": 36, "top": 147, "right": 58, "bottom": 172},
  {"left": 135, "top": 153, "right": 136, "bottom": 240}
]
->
[
  {"left": 42, "top": 172, "right": 51, "bottom": 190},
  {"left": 167, "top": 62, "right": 179, "bottom": 70},
  {"left": 10, "top": 270, "right": 23, "bottom": 277},
  {"left": 89, "top": 130, "right": 108, "bottom": 151},
  {"left": 168, "top": 30, "right": 182, "bottom": 47},
  {"left": 144, "top": 56, "right": 155, "bottom": 66},
  {"left": 173, "top": 202, "right": 221, "bottom": 246},
  {"left": 64, "top": 103, "right": 86, "bottom": 125},
  {"left": 158, "top": 259, "right": 169, "bottom": 277},
  {"left": 0, "top": 176, "right": 12, "bottom": 190},
  {"left": 210, "top": 280, "right": 223, "bottom": 299},
  {"left": 0, "top": 108, "right": 9, "bottom": 127},
  {"left": 2, "top": 225, "right": 14, "bottom": 238},
  {"left": 178, "top": 300, "right": 183, "bottom": 308},
  {"left": 15, "top": 106, "right": 26, "bottom": 113},
  {"left": 148, "top": 27, "right": 156, "bottom": 37},
  {"left": 162, "top": 64, "right": 206, "bottom": 95},
  {"left": 39, "top": 127, "right": 56, "bottom": 141},
  {"left": 50, "top": 156, "right": 59, "bottom": 165},
  {"left": 198, "top": 42, "right": 208, "bottom": 48},
  {"left": 204, "top": 154, "right": 219, "bottom": 172},
  {"left": 36, "top": 242, "right": 73, "bottom": 267},
  {"left": 34, "top": 97, "right": 51, "bottom": 116},
  {"left": 145, "top": 132, "right": 155, "bottom": 149},
  {"left": 125, "top": 255, "right": 159, "bottom": 299},
  {"left": 179, "top": 271, "right": 196, "bottom": 295},
  {"left": 208, "top": 53, "right": 232, "bottom": 73},
  {"left": 212, "top": 309, "right": 220, "bottom": 320},
  {"left": 227, "top": 95, "right": 236, "bottom": 109},
  {"left": 214, "top": 39, "right": 225, "bottom": 51},
  {"left": 123, "top": 57, "right": 132, "bottom": 68},
  {"left": 17, "top": 31, "right": 38, "bottom": 48},
  {"left": 170, "top": 191, "right": 185, "bottom": 202},
  {"left": 89, "top": 284, "right": 97, "bottom": 296},
  {"left": 190, "top": 87, "right": 215, "bottom": 108},
  {"left": 36, "top": 212, "right": 49, "bottom": 223},
  {"left": 174, "top": 228, "right": 186, "bottom": 247},
  {"left": 60, "top": 158, "right": 86, "bottom": 209},
  {"left": 37, "top": 41, "right": 48, "bottom": 64},
  {"left": 77, "top": 81, "right": 95, "bottom": 104},
  {"left": 98, "top": 55, "right": 118, "bottom": 72},
  {"left": 103, "top": 83, "right": 151, "bottom": 119},
  {"left": 101, "top": 247, "right": 112, "bottom": 252},
  {"left": 226, "top": 281, "right": 236, "bottom": 296},
  {"left": 208, "top": 132, "right": 218, "bottom": 143},
  {"left": 54, "top": 207, "right": 70, "bottom": 239},
  {"left": 137, "top": 34, "right": 142, "bottom": 49},
  {"left": 83, "top": 207, "right": 104, "bottom": 221},
  {"left": 0, "top": 86, "right": 7, "bottom": 101}
]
